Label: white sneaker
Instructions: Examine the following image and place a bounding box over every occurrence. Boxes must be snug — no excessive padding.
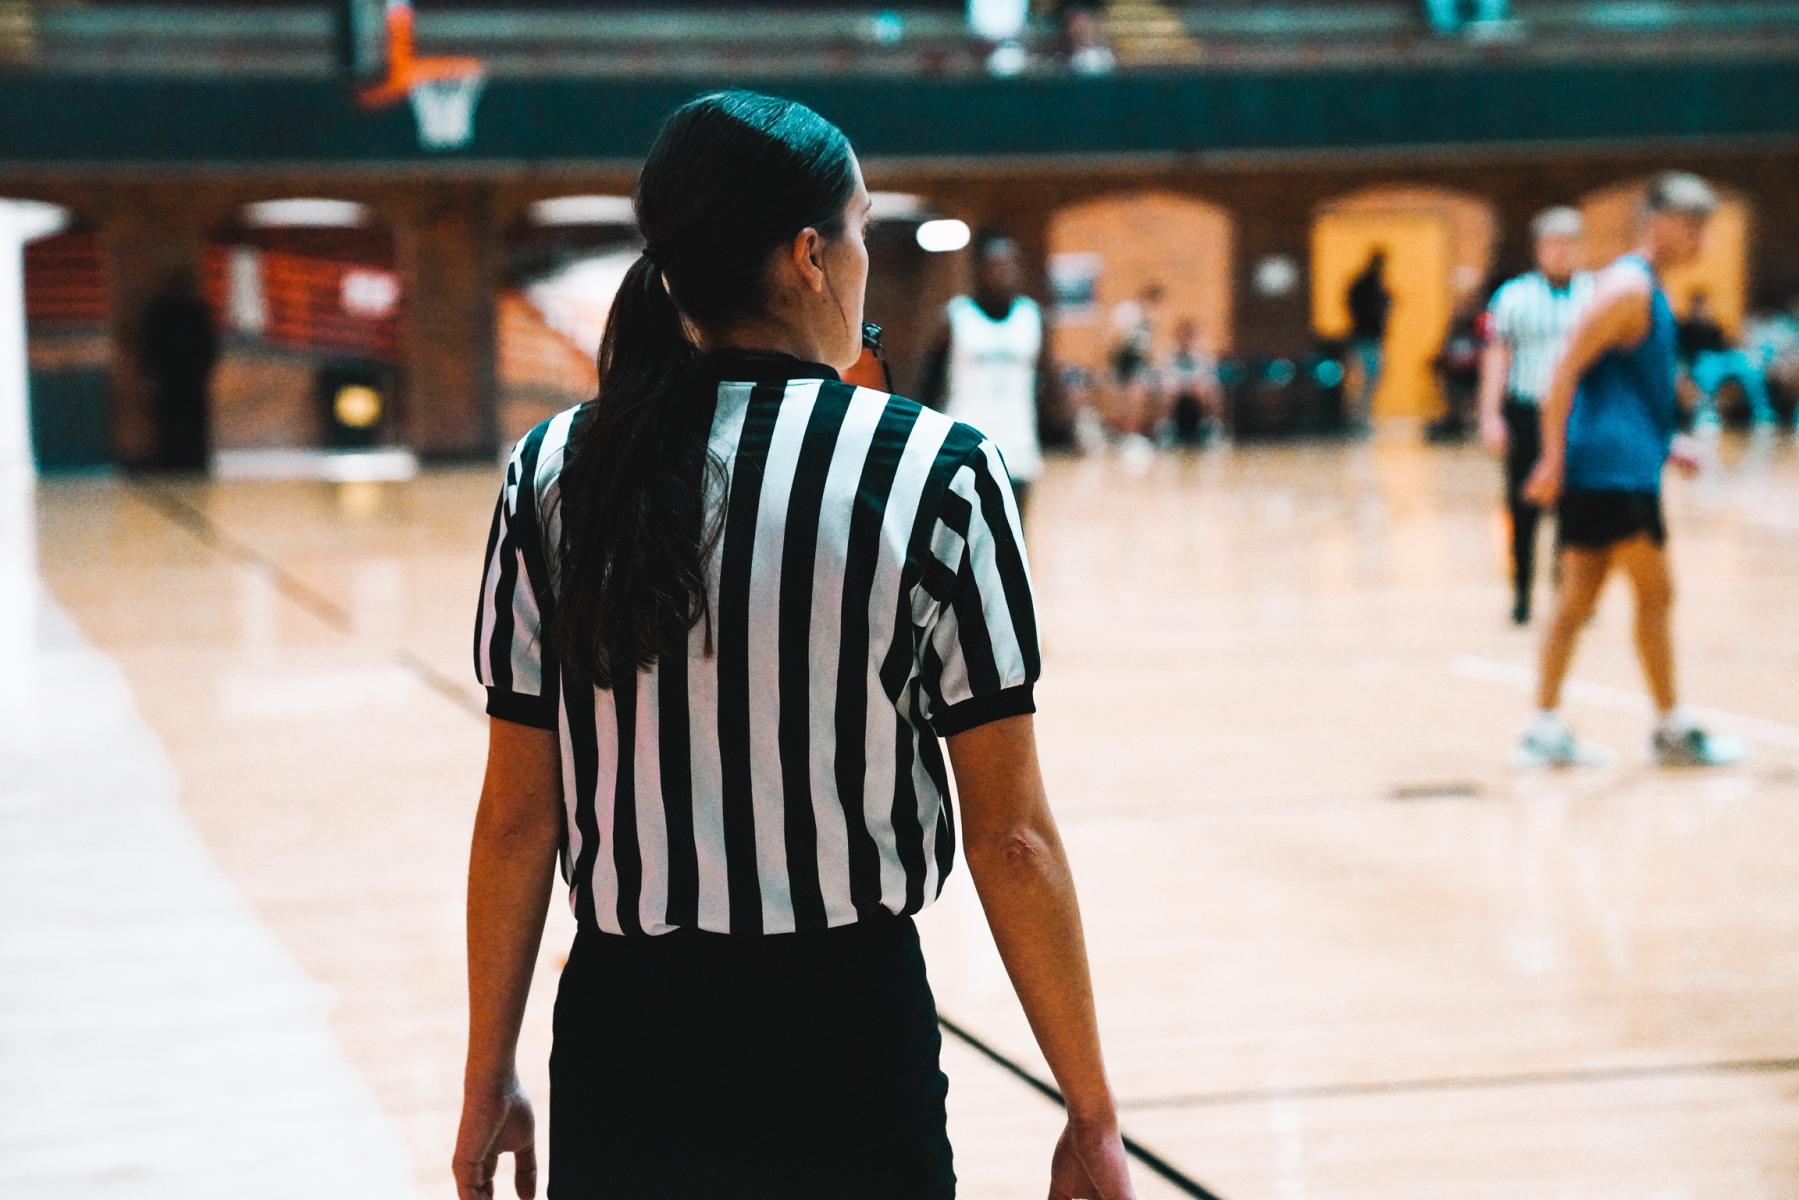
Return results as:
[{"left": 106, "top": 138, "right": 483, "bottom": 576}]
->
[
  {"left": 1651, "top": 725, "right": 1748, "bottom": 767},
  {"left": 1119, "top": 434, "right": 1155, "bottom": 474},
  {"left": 1514, "top": 717, "right": 1611, "bottom": 768}
]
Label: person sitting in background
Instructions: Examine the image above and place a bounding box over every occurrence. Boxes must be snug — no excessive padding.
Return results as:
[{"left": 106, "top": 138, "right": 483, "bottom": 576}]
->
[
  {"left": 1061, "top": 2, "right": 1116, "bottom": 74},
  {"left": 1061, "top": 360, "right": 1109, "bottom": 454},
  {"left": 1741, "top": 295, "right": 1799, "bottom": 431},
  {"left": 1427, "top": 288, "right": 1488, "bottom": 444},
  {"left": 1421, "top": 0, "right": 1511, "bottom": 34},
  {"left": 1678, "top": 290, "right": 1775, "bottom": 429},
  {"left": 1107, "top": 283, "right": 1169, "bottom": 460},
  {"left": 1166, "top": 318, "right": 1225, "bottom": 446}
]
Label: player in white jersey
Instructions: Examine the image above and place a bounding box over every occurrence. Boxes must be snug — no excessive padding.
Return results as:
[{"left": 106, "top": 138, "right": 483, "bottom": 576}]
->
[
  {"left": 919, "top": 230, "right": 1046, "bottom": 518},
  {"left": 1478, "top": 207, "right": 1595, "bottom": 625}
]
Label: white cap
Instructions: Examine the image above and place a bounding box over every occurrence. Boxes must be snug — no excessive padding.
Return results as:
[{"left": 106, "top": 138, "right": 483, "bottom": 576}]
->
[
  {"left": 1644, "top": 171, "right": 1719, "bottom": 217},
  {"left": 1531, "top": 206, "right": 1583, "bottom": 240}
]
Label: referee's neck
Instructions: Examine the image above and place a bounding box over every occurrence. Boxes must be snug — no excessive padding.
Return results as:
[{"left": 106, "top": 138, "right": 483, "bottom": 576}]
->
[{"left": 700, "top": 322, "right": 830, "bottom": 368}]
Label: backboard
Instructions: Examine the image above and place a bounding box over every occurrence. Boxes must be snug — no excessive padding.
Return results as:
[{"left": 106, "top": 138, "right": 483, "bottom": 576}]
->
[{"left": 334, "top": 0, "right": 397, "bottom": 90}]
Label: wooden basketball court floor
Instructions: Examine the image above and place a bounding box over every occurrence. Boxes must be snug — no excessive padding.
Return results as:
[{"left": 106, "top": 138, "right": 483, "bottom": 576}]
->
[{"left": 6, "top": 430, "right": 1798, "bottom": 1199}]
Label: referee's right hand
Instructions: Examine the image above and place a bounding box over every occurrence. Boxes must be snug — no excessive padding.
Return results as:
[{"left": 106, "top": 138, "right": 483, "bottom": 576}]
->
[
  {"left": 1049, "top": 1117, "right": 1137, "bottom": 1199},
  {"left": 453, "top": 1077, "right": 538, "bottom": 1199}
]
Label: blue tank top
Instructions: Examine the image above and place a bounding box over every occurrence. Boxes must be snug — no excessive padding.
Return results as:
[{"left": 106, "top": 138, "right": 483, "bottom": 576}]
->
[{"left": 1564, "top": 255, "right": 1679, "bottom": 494}]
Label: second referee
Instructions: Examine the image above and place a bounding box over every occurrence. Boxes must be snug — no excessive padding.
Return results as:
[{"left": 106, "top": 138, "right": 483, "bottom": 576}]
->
[{"left": 1477, "top": 207, "right": 1594, "bottom": 625}]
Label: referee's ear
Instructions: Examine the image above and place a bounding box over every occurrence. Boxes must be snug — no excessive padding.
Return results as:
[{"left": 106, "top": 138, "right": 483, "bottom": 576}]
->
[{"left": 787, "top": 227, "right": 827, "bottom": 295}]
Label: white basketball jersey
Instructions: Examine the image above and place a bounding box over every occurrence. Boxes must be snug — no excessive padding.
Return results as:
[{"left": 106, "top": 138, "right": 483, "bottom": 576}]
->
[{"left": 943, "top": 294, "right": 1044, "bottom": 482}]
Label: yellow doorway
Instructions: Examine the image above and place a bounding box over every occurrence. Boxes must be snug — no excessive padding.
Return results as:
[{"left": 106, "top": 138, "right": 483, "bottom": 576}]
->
[{"left": 1311, "top": 210, "right": 1453, "bottom": 420}]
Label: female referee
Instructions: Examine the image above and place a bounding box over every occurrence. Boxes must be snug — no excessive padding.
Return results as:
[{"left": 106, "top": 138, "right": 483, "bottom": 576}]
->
[{"left": 454, "top": 91, "right": 1134, "bottom": 1200}]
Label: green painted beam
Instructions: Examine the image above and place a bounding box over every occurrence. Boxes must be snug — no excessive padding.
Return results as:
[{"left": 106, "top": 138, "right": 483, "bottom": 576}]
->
[{"left": 2, "top": 58, "right": 1796, "bottom": 168}]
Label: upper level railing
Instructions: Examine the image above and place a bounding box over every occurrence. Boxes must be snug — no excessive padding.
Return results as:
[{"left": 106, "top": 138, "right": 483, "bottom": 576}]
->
[{"left": 6, "top": 0, "right": 1798, "bottom": 78}]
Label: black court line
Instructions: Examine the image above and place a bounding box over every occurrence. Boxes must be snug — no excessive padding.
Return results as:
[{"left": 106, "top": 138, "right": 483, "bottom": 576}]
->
[
  {"left": 131, "top": 482, "right": 359, "bottom": 637},
  {"left": 1117, "top": 1054, "right": 1799, "bottom": 1114},
  {"left": 1388, "top": 781, "right": 1483, "bottom": 801},
  {"left": 939, "top": 1016, "right": 1227, "bottom": 1200},
  {"left": 134, "top": 482, "right": 488, "bottom": 721},
  {"left": 132, "top": 479, "right": 1230, "bottom": 1199}
]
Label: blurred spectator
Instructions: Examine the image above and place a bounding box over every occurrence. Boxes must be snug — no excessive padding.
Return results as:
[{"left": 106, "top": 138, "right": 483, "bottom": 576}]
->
[
  {"left": 1167, "top": 318, "right": 1226, "bottom": 446},
  {"left": 1061, "top": 3, "right": 1115, "bottom": 74},
  {"left": 1422, "top": 0, "right": 1511, "bottom": 34},
  {"left": 1427, "top": 290, "right": 1486, "bottom": 443},
  {"left": 1346, "top": 249, "right": 1390, "bottom": 433},
  {"left": 972, "top": 0, "right": 1030, "bottom": 74},
  {"left": 1107, "top": 282, "right": 1168, "bottom": 455},
  {"left": 1679, "top": 290, "right": 1775, "bottom": 428},
  {"left": 1061, "top": 361, "right": 1108, "bottom": 454},
  {"left": 1742, "top": 295, "right": 1799, "bottom": 429},
  {"left": 138, "top": 267, "right": 218, "bottom": 471}
]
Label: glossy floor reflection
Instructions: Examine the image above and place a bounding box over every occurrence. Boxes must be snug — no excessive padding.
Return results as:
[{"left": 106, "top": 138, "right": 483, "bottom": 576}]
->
[{"left": 9, "top": 430, "right": 1799, "bottom": 1198}]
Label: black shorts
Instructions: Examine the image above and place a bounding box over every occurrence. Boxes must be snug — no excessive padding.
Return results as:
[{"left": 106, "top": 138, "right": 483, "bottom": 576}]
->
[
  {"left": 549, "top": 914, "right": 954, "bottom": 1200},
  {"left": 1557, "top": 488, "right": 1666, "bottom": 550}
]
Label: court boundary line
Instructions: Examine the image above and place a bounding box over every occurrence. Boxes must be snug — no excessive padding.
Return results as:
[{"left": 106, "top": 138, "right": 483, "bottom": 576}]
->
[
  {"left": 938, "top": 1016, "right": 1227, "bottom": 1200},
  {"left": 1115, "top": 1053, "right": 1799, "bottom": 1113},
  {"left": 129, "top": 479, "right": 1231, "bottom": 1200}
]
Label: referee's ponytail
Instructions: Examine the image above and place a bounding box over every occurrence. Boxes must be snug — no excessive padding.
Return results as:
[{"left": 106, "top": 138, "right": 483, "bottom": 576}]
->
[{"left": 555, "top": 90, "right": 857, "bottom": 687}]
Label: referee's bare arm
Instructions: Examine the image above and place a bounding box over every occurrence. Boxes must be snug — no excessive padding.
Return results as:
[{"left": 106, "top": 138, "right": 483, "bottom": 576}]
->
[
  {"left": 949, "top": 714, "right": 1137, "bottom": 1200},
  {"left": 1477, "top": 335, "right": 1513, "bottom": 454},
  {"left": 455, "top": 717, "right": 562, "bottom": 1200}
]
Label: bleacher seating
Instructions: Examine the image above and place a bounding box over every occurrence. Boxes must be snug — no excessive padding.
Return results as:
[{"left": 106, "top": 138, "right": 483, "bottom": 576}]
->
[{"left": 16, "top": 0, "right": 1796, "bottom": 79}]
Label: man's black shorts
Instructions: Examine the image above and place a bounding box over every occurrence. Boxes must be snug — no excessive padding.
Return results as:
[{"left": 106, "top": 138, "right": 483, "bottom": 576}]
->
[{"left": 1557, "top": 488, "right": 1666, "bottom": 550}]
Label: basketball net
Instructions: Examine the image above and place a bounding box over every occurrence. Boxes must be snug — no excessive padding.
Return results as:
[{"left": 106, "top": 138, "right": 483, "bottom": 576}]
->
[{"left": 355, "top": 0, "right": 485, "bottom": 152}]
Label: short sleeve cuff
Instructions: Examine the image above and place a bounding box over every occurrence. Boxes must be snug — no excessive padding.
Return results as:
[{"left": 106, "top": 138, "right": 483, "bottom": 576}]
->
[
  {"left": 930, "top": 683, "right": 1036, "bottom": 738},
  {"left": 485, "top": 687, "right": 557, "bottom": 730}
]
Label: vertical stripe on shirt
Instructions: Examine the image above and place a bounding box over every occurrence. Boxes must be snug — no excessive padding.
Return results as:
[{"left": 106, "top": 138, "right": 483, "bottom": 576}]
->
[
  {"left": 832, "top": 395, "right": 921, "bottom": 919},
  {"left": 777, "top": 381, "right": 855, "bottom": 931},
  {"left": 807, "top": 387, "right": 888, "bottom": 927},
  {"left": 714, "top": 383, "right": 784, "bottom": 935},
  {"left": 631, "top": 667, "right": 671, "bottom": 934},
  {"left": 657, "top": 648, "right": 699, "bottom": 930},
  {"left": 565, "top": 668, "right": 601, "bottom": 930},
  {"left": 882, "top": 422, "right": 984, "bottom": 915},
  {"left": 609, "top": 669, "right": 643, "bottom": 936},
  {"left": 687, "top": 386, "right": 752, "bottom": 932},
  {"left": 741, "top": 383, "right": 821, "bottom": 933}
]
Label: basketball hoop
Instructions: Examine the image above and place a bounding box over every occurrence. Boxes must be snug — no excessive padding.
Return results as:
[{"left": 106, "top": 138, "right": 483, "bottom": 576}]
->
[
  {"left": 353, "top": 0, "right": 486, "bottom": 152},
  {"left": 404, "top": 64, "right": 486, "bottom": 151}
]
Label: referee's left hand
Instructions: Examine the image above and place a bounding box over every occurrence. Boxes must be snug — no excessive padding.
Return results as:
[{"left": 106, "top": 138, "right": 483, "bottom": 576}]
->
[{"left": 453, "top": 1077, "right": 538, "bottom": 1199}]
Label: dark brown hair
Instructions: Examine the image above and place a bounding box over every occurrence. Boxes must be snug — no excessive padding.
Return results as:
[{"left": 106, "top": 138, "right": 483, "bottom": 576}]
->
[{"left": 552, "top": 90, "right": 856, "bottom": 687}]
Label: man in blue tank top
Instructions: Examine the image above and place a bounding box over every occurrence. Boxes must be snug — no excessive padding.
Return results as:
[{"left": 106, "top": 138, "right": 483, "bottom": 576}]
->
[{"left": 1518, "top": 172, "right": 1746, "bottom": 768}]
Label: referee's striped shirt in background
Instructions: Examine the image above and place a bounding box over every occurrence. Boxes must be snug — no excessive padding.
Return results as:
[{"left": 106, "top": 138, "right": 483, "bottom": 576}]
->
[
  {"left": 474, "top": 352, "right": 1041, "bottom": 937},
  {"left": 1487, "top": 269, "right": 1595, "bottom": 403}
]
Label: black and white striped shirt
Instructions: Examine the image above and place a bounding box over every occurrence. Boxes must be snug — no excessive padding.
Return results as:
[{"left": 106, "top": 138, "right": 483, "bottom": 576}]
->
[
  {"left": 1487, "top": 269, "right": 1595, "bottom": 404},
  {"left": 474, "top": 352, "right": 1040, "bottom": 936}
]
